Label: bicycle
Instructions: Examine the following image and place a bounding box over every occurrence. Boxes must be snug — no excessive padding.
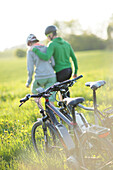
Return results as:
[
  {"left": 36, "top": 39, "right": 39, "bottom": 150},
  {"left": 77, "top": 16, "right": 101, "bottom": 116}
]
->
[
  {"left": 19, "top": 75, "right": 113, "bottom": 170},
  {"left": 56, "top": 79, "right": 113, "bottom": 135},
  {"left": 49, "top": 76, "right": 113, "bottom": 169}
]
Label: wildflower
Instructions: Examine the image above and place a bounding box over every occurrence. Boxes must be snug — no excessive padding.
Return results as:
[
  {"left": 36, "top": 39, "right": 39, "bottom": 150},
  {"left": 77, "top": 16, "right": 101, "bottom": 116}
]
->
[{"left": 10, "top": 133, "right": 13, "bottom": 136}]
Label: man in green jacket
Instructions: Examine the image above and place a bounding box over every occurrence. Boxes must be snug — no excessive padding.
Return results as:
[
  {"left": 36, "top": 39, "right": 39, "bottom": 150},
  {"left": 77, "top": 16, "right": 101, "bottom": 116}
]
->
[{"left": 31, "top": 25, "right": 78, "bottom": 83}]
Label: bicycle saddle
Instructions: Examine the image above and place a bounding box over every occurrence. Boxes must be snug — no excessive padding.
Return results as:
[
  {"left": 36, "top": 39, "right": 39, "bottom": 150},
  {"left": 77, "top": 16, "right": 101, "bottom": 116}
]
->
[
  {"left": 63, "top": 97, "right": 85, "bottom": 107},
  {"left": 85, "top": 80, "right": 106, "bottom": 90}
]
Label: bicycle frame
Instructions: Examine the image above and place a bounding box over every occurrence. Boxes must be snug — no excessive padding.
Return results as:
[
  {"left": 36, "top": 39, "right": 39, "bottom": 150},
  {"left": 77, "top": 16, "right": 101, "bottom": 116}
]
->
[
  {"left": 57, "top": 85, "right": 111, "bottom": 139},
  {"left": 77, "top": 89, "right": 109, "bottom": 126},
  {"left": 89, "top": 87, "right": 113, "bottom": 125},
  {"left": 43, "top": 97, "right": 77, "bottom": 153},
  {"left": 93, "top": 90, "right": 107, "bottom": 125}
]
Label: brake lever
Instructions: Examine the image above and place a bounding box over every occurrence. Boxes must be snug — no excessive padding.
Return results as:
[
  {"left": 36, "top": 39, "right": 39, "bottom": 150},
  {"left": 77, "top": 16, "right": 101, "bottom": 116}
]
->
[
  {"left": 19, "top": 94, "right": 31, "bottom": 107},
  {"left": 19, "top": 102, "right": 24, "bottom": 107},
  {"left": 68, "top": 81, "right": 76, "bottom": 87}
]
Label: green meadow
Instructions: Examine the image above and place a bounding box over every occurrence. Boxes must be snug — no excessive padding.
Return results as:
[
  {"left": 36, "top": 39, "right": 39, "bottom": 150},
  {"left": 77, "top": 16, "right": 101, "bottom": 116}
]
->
[{"left": 0, "top": 50, "right": 113, "bottom": 169}]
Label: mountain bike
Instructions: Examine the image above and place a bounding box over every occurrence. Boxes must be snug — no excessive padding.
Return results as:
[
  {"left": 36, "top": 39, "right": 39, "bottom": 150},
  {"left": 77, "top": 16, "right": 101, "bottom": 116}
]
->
[{"left": 19, "top": 75, "right": 113, "bottom": 170}]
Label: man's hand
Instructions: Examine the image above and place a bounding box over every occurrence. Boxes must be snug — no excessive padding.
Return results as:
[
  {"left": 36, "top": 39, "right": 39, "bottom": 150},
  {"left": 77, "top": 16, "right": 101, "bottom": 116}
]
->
[{"left": 73, "top": 74, "right": 77, "bottom": 78}]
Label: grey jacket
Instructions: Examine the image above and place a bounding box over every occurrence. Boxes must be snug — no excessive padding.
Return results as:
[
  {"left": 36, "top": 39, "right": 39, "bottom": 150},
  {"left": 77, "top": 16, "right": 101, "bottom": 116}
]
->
[{"left": 26, "top": 45, "right": 55, "bottom": 86}]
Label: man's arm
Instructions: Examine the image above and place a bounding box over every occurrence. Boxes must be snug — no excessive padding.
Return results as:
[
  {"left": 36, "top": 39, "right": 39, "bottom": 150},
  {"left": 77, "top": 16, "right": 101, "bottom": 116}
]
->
[
  {"left": 70, "top": 45, "right": 78, "bottom": 76},
  {"left": 32, "top": 43, "right": 54, "bottom": 61}
]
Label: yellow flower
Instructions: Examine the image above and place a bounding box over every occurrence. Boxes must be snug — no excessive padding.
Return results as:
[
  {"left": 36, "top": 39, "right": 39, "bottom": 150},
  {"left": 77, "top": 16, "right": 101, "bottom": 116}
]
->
[{"left": 10, "top": 133, "right": 13, "bottom": 136}]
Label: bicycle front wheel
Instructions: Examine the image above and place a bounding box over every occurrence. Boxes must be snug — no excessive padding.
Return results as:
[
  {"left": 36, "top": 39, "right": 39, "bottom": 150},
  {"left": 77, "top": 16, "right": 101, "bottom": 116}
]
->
[
  {"left": 81, "top": 134, "right": 113, "bottom": 170},
  {"left": 31, "top": 119, "right": 64, "bottom": 156}
]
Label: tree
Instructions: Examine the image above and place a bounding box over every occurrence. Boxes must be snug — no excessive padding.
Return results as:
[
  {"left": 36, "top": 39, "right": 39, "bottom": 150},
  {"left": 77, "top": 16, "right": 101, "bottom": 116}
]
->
[
  {"left": 107, "top": 14, "right": 113, "bottom": 50},
  {"left": 15, "top": 49, "right": 26, "bottom": 58},
  {"left": 63, "top": 19, "right": 82, "bottom": 35},
  {"left": 54, "top": 19, "right": 82, "bottom": 37},
  {"left": 107, "top": 14, "right": 113, "bottom": 39}
]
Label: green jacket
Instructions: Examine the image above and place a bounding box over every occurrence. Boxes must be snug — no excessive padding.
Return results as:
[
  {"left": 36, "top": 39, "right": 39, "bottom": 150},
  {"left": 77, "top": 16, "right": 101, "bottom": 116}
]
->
[{"left": 32, "top": 37, "right": 78, "bottom": 74}]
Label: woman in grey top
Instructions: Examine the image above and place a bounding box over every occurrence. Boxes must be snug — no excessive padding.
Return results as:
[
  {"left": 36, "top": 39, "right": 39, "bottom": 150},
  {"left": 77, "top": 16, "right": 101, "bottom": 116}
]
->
[{"left": 26, "top": 34, "right": 56, "bottom": 107}]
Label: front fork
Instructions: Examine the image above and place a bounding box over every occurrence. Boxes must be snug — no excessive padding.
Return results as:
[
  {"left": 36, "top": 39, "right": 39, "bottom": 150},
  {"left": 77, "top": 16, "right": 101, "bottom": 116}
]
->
[
  {"left": 43, "top": 126, "right": 47, "bottom": 148},
  {"left": 40, "top": 109, "right": 49, "bottom": 152}
]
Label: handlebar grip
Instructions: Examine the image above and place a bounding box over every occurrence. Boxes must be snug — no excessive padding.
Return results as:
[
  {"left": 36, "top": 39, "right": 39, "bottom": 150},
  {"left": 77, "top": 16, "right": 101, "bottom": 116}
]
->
[
  {"left": 72, "top": 75, "right": 83, "bottom": 81},
  {"left": 20, "top": 94, "right": 31, "bottom": 103},
  {"left": 59, "top": 75, "right": 83, "bottom": 86}
]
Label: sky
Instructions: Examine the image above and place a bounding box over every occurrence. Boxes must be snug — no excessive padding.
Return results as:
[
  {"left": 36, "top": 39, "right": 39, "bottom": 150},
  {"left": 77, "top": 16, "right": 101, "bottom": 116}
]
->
[{"left": 0, "top": 0, "right": 113, "bottom": 51}]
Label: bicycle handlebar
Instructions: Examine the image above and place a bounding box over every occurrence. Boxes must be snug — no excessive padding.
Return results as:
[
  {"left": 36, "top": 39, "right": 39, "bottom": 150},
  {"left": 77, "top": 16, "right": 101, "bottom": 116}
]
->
[
  {"left": 19, "top": 75, "right": 83, "bottom": 107},
  {"left": 56, "top": 74, "right": 83, "bottom": 86},
  {"left": 51, "top": 74, "right": 83, "bottom": 90}
]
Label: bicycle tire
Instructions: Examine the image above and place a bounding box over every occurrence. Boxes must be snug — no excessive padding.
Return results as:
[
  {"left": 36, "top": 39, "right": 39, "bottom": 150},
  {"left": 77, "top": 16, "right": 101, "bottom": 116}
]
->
[
  {"left": 31, "top": 119, "right": 65, "bottom": 156},
  {"left": 80, "top": 134, "right": 113, "bottom": 170}
]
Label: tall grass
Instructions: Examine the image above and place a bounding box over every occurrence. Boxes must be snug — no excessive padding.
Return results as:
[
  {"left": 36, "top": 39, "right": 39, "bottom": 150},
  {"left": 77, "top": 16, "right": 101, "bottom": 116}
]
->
[{"left": 0, "top": 50, "right": 113, "bottom": 169}]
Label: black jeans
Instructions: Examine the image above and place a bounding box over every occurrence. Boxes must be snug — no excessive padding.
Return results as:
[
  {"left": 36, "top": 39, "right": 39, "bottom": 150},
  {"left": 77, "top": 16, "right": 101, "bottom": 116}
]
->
[{"left": 56, "top": 68, "right": 72, "bottom": 97}]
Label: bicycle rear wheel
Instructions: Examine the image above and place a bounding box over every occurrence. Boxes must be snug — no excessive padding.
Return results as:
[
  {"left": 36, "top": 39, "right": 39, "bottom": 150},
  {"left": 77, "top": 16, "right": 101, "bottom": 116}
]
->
[
  {"left": 81, "top": 134, "right": 113, "bottom": 170},
  {"left": 31, "top": 119, "right": 64, "bottom": 156}
]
